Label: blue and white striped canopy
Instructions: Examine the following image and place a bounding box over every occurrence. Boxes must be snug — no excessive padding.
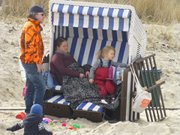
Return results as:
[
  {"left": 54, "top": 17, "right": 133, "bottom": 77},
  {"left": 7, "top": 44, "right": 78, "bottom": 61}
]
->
[{"left": 51, "top": 3, "right": 131, "bottom": 31}]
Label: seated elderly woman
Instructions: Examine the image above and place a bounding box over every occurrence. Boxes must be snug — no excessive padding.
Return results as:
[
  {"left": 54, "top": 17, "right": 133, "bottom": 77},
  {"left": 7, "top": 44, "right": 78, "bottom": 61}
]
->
[{"left": 50, "top": 37, "right": 101, "bottom": 108}]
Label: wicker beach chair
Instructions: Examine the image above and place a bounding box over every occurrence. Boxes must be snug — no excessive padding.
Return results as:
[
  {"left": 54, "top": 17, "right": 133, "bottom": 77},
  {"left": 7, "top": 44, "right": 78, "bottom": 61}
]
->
[{"left": 43, "top": 0, "right": 147, "bottom": 122}]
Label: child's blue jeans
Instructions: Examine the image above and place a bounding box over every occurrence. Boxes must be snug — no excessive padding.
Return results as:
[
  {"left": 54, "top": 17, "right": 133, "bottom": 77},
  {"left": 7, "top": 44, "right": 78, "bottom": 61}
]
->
[{"left": 22, "top": 63, "right": 45, "bottom": 113}]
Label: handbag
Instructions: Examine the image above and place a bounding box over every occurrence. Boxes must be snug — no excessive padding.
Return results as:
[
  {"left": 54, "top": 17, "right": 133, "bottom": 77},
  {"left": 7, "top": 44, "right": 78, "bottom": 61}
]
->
[{"left": 130, "top": 63, "right": 152, "bottom": 113}]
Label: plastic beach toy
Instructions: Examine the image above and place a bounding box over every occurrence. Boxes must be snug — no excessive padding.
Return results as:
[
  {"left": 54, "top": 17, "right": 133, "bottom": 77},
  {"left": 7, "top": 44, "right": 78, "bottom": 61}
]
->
[
  {"left": 43, "top": 117, "right": 52, "bottom": 124},
  {"left": 61, "top": 122, "right": 67, "bottom": 127},
  {"left": 68, "top": 126, "right": 76, "bottom": 130},
  {"left": 50, "top": 121, "right": 54, "bottom": 126},
  {"left": 72, "top": 123, "right": 80, "bottom": 129},
  {"left": 16, "top": 112, "right": 26, "bottom": 120}
]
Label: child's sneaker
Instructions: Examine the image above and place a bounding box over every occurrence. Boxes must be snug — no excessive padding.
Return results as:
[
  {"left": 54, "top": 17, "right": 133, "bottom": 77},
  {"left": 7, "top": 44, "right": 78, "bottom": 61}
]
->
[
  {"left": 101, "top": 99, "right": 108, "bottom": 104},
  {"left": 111, "top": 97, "right": 116, "bottom": 104}
]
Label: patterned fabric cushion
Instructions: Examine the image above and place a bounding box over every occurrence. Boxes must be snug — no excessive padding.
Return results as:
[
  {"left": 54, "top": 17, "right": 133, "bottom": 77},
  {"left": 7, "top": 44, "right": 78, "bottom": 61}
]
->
[
  {"left": 76, "top": 101, "right": 102, "bottom": 113},
  {"left": 46, "top": 95, "right": 70, "bottom": 105}
]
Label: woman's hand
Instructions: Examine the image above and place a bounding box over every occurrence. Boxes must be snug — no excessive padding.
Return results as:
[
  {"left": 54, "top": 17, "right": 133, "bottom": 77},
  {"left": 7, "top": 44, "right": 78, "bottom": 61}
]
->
[
  {"left": 79, "top": 73, "right": 85, "bottom": 78},
  {"left": 89, "top": 79, "right": 94, "bottom": 84},
  {"left": 36, "top": 64, "right": 44, "bottom": 73},
  {"left": 85, "top": 71, "right": 90, "bottom": 77}
]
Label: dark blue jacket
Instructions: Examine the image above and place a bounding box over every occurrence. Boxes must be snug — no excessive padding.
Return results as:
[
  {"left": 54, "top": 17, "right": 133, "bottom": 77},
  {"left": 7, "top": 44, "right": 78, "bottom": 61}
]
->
[{"left": 23, "top": 114, "right": 52, "bottom": 135}]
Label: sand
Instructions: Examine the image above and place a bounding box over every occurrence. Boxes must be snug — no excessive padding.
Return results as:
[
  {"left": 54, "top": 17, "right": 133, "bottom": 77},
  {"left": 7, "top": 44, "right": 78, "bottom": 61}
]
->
[{"left": 0, "top": 17, "right": 180, "bottom": 135}]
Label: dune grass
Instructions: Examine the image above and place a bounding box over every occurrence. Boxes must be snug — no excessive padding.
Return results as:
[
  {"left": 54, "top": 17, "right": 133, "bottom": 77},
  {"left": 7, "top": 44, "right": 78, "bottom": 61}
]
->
[
  {"left": 1, "top": 0, "right": 180, "bottom": 24},
  {"left": 1, "top": 0, "right": 48, "bottom": 17}
]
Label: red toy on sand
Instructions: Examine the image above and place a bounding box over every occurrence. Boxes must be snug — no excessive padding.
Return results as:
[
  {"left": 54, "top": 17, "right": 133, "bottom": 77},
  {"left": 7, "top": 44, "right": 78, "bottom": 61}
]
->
[{"left": 16, "top": 112, "right": 26, "bottom": 120}]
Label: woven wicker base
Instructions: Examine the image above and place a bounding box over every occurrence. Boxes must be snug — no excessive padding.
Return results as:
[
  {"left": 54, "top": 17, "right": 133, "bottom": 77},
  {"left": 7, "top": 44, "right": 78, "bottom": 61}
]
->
[
  {"left": 73, "top": 110, "right": 103, "bottom": 122},
  {"left": 43, "top": 102, "right": 73, "bottom": 118}
]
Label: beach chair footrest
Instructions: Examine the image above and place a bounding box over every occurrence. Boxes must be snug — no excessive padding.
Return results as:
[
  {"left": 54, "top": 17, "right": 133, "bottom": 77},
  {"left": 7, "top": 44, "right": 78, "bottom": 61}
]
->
[
  {"left": 43, "top": 102, "right": 73, "bottom": 118},
  {"left": 73, "top": 110, "right": 103, "bottom": 122},
  {"left": 43, "top": 93, "right": 72, "bottom": 118},
  {"left": 73, "top": 101, "right": 103, "bottom": 122}
]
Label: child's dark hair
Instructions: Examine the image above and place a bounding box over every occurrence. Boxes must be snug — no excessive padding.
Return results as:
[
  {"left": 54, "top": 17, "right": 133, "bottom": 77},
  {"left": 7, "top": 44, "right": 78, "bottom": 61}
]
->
[{"left": 55, "top": 37, "right": 67, "bottom": 48}]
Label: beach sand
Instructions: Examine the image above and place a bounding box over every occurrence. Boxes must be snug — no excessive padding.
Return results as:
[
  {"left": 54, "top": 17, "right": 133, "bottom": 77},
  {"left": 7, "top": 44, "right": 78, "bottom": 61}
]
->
[{"left": 0, "top": 17, "right": 179, "bottom": 135}]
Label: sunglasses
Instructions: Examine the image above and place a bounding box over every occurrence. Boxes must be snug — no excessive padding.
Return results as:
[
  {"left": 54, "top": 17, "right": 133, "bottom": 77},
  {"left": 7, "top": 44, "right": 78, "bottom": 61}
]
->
[
  {"left": 36, "top": 13, "right": 44, "bottom": 16},
  {"left": 40, "top": 13, "right": 44, "bottom": 16}
]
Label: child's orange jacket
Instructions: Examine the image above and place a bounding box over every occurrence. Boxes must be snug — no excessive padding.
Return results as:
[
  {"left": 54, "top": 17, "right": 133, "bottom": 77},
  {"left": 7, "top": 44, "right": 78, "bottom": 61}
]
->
[{"left": 20, "top": 18, "right": 44, "bottom": 64}]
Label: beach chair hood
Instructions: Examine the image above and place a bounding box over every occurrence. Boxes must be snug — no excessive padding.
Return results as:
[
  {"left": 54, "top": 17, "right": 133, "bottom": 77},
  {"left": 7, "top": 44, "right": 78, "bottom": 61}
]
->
[{"left": 49, "top": 0, "right": 147, "bottom": 66}]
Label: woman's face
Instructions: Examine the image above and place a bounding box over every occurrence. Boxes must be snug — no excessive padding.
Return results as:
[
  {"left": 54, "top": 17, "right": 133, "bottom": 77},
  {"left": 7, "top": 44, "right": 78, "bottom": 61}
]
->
[{"left": 57, "top": 41, "right": 69, "bottom": 53}]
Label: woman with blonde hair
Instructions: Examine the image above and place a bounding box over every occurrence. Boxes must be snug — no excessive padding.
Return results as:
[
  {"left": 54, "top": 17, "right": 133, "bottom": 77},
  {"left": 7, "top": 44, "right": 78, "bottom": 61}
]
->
[{"left": 89, "top": 46, "right": 127, "bottom": 104}]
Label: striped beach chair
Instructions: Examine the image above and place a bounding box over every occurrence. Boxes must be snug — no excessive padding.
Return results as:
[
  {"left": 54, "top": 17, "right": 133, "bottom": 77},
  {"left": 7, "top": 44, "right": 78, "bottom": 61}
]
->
[{"left": 44, "top": 0, "right": 147, "bottom": 121}]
